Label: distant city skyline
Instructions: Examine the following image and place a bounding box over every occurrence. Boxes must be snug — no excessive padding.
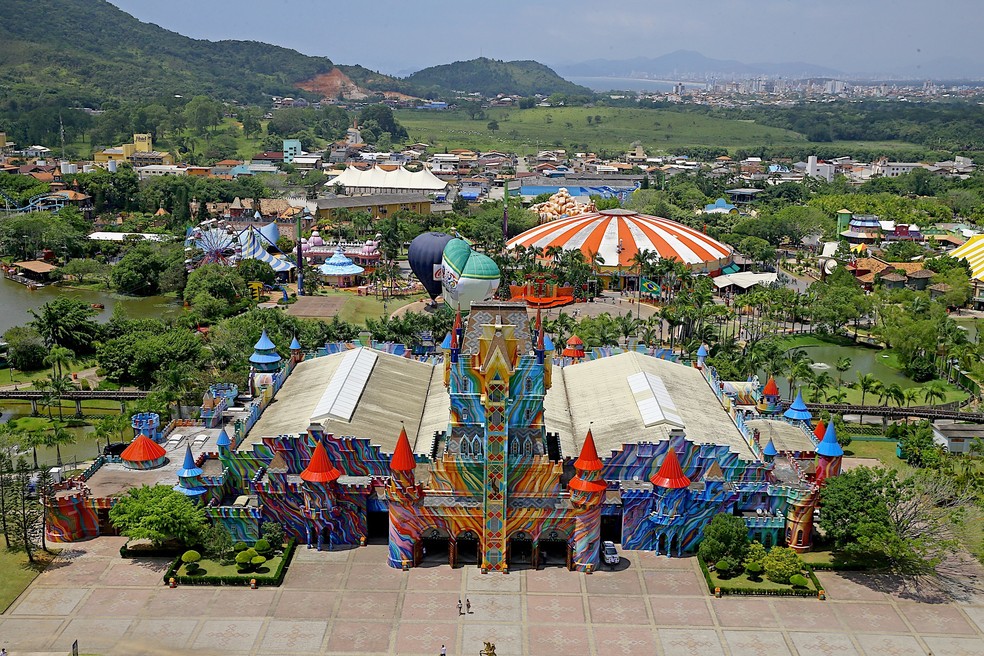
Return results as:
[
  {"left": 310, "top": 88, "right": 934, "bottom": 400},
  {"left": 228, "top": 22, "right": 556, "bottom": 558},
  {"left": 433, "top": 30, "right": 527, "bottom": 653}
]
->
[{"left": 107, "top": 0, "right": 983, "bottom": 79}]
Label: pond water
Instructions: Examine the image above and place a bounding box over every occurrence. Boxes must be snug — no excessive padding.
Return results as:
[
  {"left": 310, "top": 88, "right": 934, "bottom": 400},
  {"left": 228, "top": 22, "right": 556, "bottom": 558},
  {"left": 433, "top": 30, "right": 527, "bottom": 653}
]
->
[
  {"left": 0, "top": 404, "right": 110, "bottom": 470},
  {"left": 0, "top": 276, "right": 182, "bottom": 334},
  {"left": 766, "top": 342, "right": 915, "bottom": 398}
]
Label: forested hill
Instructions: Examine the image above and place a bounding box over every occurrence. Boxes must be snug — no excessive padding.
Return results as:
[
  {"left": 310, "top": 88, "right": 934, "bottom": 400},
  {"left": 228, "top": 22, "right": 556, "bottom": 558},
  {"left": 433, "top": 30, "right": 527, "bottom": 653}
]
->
[
  {"left": 0, "top": 0, "right": 334, "bottom": 105},
  {"left": 406, "top": 58, "right": 592, "bottom": 97}
]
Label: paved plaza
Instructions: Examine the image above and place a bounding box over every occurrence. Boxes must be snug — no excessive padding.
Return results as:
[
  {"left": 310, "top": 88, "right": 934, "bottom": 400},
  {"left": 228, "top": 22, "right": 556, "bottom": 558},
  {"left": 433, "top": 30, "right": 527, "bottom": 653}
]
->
[{"left": 2, "top": 537, "right": 984, "bottom": 656}]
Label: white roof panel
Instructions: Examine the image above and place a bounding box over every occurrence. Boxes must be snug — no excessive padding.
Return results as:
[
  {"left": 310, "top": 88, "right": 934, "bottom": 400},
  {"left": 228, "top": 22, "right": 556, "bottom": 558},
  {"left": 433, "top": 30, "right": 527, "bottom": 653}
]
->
[
  {"left": 310, "top": 348, "right": 378, "bottom": 423},
  {"left": 628, "top": 371, "right": 684, "bottom": 429}
]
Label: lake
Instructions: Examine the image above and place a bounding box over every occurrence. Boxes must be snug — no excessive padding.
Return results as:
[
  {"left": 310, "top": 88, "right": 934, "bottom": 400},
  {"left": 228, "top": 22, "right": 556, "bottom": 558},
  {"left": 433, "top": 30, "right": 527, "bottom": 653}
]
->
[
  {"left": 766, "top": 343, "right": 914, "bottom": 399},
  {"left": 0, "top": 276, "right": 181, "bottom": 334}
]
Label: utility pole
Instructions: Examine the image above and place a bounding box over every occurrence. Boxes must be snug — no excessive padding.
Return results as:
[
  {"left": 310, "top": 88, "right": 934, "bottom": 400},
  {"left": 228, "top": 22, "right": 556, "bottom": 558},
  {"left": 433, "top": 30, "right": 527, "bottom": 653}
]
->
[{"left": 296, "top": 208, "right": 307, "bottom": 295}]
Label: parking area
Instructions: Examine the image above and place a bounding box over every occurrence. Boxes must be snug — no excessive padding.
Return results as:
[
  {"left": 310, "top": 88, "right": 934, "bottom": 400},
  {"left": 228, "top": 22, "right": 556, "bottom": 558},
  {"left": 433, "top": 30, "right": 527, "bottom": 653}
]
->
[{"left": 1, "top": 537, "right": 983, "bottom": 655}]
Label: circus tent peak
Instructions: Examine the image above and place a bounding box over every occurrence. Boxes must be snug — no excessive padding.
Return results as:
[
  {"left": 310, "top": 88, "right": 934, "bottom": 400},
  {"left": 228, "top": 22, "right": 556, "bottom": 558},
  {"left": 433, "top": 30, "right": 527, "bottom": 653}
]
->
[{"left": 120, "top": 434, "right": 166, "bottom": 463}]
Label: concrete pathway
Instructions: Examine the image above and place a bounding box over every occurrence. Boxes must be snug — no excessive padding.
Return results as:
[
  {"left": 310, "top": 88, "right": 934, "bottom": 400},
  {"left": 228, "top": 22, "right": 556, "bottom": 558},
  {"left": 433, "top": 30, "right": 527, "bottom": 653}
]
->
[{"left": 2, "top": 536, "right": 983, "bottom": 655}]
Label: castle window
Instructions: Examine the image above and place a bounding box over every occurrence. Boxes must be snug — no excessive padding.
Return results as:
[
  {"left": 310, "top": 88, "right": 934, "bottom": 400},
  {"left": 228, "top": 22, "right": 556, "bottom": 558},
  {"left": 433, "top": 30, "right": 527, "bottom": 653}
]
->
[{"left": 524, "top": 378, "right": 533, "bottom": 393}]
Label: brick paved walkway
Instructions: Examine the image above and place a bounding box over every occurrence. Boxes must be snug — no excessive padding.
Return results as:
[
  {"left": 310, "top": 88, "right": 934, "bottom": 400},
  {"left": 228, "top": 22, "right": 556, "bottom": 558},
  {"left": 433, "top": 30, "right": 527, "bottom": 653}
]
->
[{"left": 2, "top": 537, "right": 983, "bottom": 655}]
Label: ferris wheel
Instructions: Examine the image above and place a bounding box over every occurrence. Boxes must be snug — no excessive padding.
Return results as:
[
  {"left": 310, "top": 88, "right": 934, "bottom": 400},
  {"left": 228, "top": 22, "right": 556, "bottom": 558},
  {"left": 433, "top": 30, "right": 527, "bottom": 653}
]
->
[{"left": 185, "top": 219, "right": 241, "bottom": 270}]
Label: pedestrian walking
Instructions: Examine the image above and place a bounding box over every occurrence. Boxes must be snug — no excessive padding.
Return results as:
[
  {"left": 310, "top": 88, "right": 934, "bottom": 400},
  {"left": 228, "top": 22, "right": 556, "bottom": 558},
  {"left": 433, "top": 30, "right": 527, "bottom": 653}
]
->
[
  {"left": 457, "top": 599, "right": 463, "bottom": 615},
  {"left": 440, "top": 645, "right": 447, "bottom": 655},
  {"left": 466, "top": 598, "right": 471, "bottom": 614}
]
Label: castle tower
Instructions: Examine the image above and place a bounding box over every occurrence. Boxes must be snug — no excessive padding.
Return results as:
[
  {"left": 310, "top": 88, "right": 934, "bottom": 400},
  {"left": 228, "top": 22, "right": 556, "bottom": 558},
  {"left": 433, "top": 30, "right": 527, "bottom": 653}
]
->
[
  {"left": 815, "top": 422, "right": 844, "bottom": 486},
  {"left": 289, "top": 336, "right": 303, "bottom": 364},
  {"left": 695, "top": 343, "right": 708, "bottom": 369},
  {"left": 757, "top": 376, "right": 781, "bottom": 414},
  {"left": 763, "top": 436, "right": 778, "bottom": 463},
  {"left": 249, "top": 330, "right": 282, "bottom": 373},
  {"left": 561, "top": 334, "right": 586, "bottom": 362},
  {"left": 299, "top": 440, "right": 343, "bottom": 550},
  {"left": 785, "top": 490, "right": 818, "bottom": 553},
  {"left": 569, "top": 429, "right": 606, "bottom": 571},
  {"left": 173, "top": 444, "right": 207, "bottom": 500},
  {"left": 783, "top": 390, "right": 812, "bottom": 425},
  {"left": 812, "top": 419, "right": 826, "bottom": 444},
  {"left": 650, "top": 446, "right": 692, "bottom": 556},
  {"left": 387, "top": 425, "right": 425, "bottom": 568}
]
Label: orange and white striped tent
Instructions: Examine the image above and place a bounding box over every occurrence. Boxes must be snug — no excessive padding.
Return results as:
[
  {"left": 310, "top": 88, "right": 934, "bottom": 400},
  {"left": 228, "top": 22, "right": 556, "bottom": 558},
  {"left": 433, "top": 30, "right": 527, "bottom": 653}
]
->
[{"left": 506, "top": 209, "right": 732, "bottom": 273}]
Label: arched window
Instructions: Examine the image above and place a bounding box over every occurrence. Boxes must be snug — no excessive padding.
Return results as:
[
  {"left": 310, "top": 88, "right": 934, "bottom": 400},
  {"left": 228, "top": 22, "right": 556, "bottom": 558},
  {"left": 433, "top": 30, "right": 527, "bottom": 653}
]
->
[
  {"left": 470, "top": 435, "right": 483, "bottom": 456},
  {"left": 524, "top": 378, "right": 533, "bottom": 393},
  {"left": 523, "top": 437, "right": 533, "bottom": 456},
  {"left": 795, "top": 529, "right": 804, "bottom": 546}
]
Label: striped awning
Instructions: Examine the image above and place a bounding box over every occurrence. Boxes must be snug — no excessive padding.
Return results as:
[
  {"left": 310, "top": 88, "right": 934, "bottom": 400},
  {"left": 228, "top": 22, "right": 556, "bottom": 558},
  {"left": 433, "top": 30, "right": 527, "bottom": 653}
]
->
[
  {"left": 951, "top": 234, "right": 984, "bottom": 281},
  {"left": 239, "top": 226, "right": 295, "bottom": 272}
]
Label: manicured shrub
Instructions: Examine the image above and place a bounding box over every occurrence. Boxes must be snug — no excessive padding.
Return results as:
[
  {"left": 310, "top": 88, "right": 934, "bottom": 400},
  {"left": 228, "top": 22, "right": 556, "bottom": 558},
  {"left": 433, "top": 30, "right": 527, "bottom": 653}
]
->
[
  {"left": 715, "top": 559, "right": 733, "bottom": 578},
  {"left": 250, "top": 555, "right": 267, "bottom": 568},
  {"left": 261, "top": 522, "right": 285, "bottom": 547},
  {"left": 745, "top": 562, "right": 763, "bottom": 579},
  {"left": 789, "top": 574, "right": 810, "bottom": 588},
  {"left": 254, "top": 539, "right": 271, "bottom": 556},
  {"left": 181, "top": 550, "right": 201, "bottom": 572},
  {"left": 235, "top": 548, "right": 257, "bottom": 565},
  {"left": 763, "top": 546, "right": 803, "bottom": 584},
  {"left": 233, "top": 541, "right": 247, "bottom": 552}
]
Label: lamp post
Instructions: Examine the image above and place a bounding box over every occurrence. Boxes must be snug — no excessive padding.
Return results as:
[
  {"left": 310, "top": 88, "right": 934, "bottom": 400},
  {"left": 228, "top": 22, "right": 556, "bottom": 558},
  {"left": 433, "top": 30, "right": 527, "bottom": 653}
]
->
[{"left": 21, "top": 234, "right": 28, "bottom": 261}]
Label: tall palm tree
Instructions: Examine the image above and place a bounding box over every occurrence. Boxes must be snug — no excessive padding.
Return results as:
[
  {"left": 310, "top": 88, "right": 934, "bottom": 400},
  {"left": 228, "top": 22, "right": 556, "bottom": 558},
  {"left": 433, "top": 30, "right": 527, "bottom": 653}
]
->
[
  {"left": 45, "top": 374, "right": 76, "bottom": 422},
  {"left": 809, "top": 371, "right": 834, "bottom": 403},
  {"left": 615, "top": 314, "right": 640, "bottom": 346},
  {"left": 825, "top": 389, "right": 848, "bottom": 404},
  {"left": 783, "top": 348, "right": 811, "bottom": 401},
  {"left": 834, "top": 357, "right": 852, "bottom": 388},
  {"left": 854, "top": 372, "right": 878, "bottom": 425},
  {"left": 46, "top": 423, "right": 76, "bottom": 468},
  {"left": 883, "top": 383, "right": 905, "bottom": 409},
  {"left": 25, "top": 429, "right": 47, "bottom": 470},
  {"left": 44, "top": 346, "right": 75, "bottom": 379},
  {"left": 903, "top": 387, "right": 921, "bottom": 410}
]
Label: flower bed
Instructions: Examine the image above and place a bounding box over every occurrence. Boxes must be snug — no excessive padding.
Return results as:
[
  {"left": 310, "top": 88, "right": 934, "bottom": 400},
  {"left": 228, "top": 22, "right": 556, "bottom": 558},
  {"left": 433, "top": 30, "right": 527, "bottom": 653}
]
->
[
  {"left": 162, "top": 539, "right": 296, "bottom": 586},
  {"left": 698, "top": 555, "right": 824, "bottom": 597}
]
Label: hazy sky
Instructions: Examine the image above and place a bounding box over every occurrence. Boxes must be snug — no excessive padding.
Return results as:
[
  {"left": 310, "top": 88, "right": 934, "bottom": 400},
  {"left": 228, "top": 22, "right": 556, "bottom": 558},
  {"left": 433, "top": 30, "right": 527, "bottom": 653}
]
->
[{"left": 108, "top": 0, "right": 981, "bottom": 76}]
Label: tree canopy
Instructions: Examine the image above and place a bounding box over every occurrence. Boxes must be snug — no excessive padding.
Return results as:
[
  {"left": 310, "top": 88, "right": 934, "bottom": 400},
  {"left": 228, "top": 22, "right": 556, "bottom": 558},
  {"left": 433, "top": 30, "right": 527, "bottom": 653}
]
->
[{"left": 108, "top": 485, "right": 207, "bottom": 547}]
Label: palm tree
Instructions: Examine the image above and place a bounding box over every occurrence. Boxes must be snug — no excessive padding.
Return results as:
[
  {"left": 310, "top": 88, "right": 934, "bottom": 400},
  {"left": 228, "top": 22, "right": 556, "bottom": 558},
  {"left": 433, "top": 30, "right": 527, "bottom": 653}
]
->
[
  {"left": 154, "top": 366, "right": 195, "bottom": 419},
  {"left": 615, "top": 314, "right": 640, "bottom": 346},
  {"left": 825, "top": 389, "right": 848, "bottom": 404},
  {"left": 854, "top": 372, "right": 878, "bottom": 425},
  {"left": 46, "top": 423, "right": 76, "bottom": 468},
  {"left": 922, "top": 380, "right": 947, "bottom": 407},
  {"left": 834, "top": 357, "right": 852, "bottom": 388},
  {"left": 783, "top": 348, "right": 811, "bottom": 401},
  {"left": 25, "top": 429, "right": 48, "bottom": 470},
  {"left": 883, "top": 383, "right": 905, "bottom": 409},
  {"left": 808, "top": 371, "right": 834, "bottom": 403},
  {"left": 44, "top": 345, "right": 75, "bottom": 379},
  {"left": 46, "top": 374, "right": 76, "bottom": 422},
  {"left": 903, "top": 387, "right": 921, "bottom": 410}
]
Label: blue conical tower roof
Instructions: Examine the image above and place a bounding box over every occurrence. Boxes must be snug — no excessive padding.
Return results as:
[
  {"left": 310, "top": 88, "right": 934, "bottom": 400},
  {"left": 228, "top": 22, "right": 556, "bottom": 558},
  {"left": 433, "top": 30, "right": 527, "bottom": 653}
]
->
[
  {"left": 254, "top": 329, "right": 276, "bottom": 351},
  {"left": 763, "top": 437, "right": 778, "bottom": 457},
  {"left": 783, "top": 390, "right": 812, "bottom": 421},
  {"left": 216, "top": 428, "right": 231, "bottom": 447},
  {"left": 177, "top": 444, "right": 204, "bottom": 477},
  {"left": 173, "top": 444, "right": 207, "bottom": 497},
  {"left": 816, "top": 421, "right": 844, "bottom": 457},
  {"left": 289, "top": 336, "right": 302, "bottom": 350}
]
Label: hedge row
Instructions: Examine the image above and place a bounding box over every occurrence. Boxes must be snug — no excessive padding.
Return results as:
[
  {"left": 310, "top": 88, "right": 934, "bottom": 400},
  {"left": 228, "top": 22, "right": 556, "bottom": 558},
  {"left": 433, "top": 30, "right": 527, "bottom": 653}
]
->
[
  {"left": 697, "top": 555, "right": 824, "bottom": 598},
  {"left": 161, "top": 539, "right": 297, "bottom": 587}
]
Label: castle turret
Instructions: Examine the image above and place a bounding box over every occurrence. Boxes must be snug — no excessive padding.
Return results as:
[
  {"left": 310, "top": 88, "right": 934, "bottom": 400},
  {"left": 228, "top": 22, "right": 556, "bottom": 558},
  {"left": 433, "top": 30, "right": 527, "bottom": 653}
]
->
[
  {"left": 783, "top": 390, "right": 812, "bottom": 424},
  {"left": 300, "top": 440, "right": 343, "bottom": 550},
  {"left": 249, "top": 329, "right": 282, "bottom": 373},
  {"left": 763, "top": 436, "right": 778, "bottom": 463},
  {"left": 289, "top": 335, "right": 303, "bottom": 364},
  {"left": 387, "top": 425, "right": 425, "bottom": 568},
  {"left": 758, "top": 376, "right": 781, "bottom": 414},
  {"left": 650, "top": 446, "right": 692, "bottom": 556},
  {"left": 812, "top": 419, "right": 826, "bottom": 443},
  {"left": 815, "top": 421, "right": 843, "bottom": 486},
  {"left": 695, "top": 343, "right": 708, "bottom": 369},
  {"left": 561, "top": 334, "right": 586, "bottom": 361},
  {"left": 569, "top": 429, "right": 606, "bottom": 572},
  {"left": 173, "top": 444, "right": 207, "bottom": 499}
]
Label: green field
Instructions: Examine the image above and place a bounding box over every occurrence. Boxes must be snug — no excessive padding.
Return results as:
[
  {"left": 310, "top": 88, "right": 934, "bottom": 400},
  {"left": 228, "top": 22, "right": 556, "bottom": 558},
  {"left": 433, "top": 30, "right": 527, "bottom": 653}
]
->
[
  {"left": 395, "top": 107, "right": 920, "bottom": 156},
  {"left": 0, "top": 548, "right": 54, "bottom": 612}
]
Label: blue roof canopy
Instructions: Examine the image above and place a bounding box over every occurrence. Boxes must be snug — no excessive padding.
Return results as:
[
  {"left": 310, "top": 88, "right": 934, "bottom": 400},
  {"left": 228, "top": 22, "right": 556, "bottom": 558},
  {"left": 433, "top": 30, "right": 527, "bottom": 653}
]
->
[
  {"left": 254, "top": 329, "right": 276, "bottom": 351},
  {"left": 763, "top": 437, "right": 778, "bottom": 457}
]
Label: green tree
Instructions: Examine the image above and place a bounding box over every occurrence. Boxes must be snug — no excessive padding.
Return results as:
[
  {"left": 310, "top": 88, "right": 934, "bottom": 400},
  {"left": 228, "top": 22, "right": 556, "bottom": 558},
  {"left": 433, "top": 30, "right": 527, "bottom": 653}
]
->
[
  {"left": 4, "top": 326, "right": 47, "bottom": 372},
  {"left": 697, "top": 513, "right": 749, "bottom": 566},
  {"left": 183, "top": 96, "right": 223, "bottom": 136},
  {"left": 45, "top": 423, "right": 77, "bottom": 467},
  {"left": 237, "top": 259, "right": 276, "bottom": 286},
  {"left": 28, "top": 298, "right": 100, "bottom": 352},
  {"left": 109, "top": 485, "right": 207, "bottom": 547},
  {"left": 153, "top": 365, "right": 195, "bottom": 420},
  {"left": 43, "top": 345, "right": 75, "bottom": 379},
  {"left": 237, "top": 107, "right": 262, "bottom": 139},
  {"left": 60, "top": 258, "right": 108, "bottom": 285},
  {"left": 762, "top": 546, "right": 802, "bottom": 584},
  {"left": 487, "top": 120, "right": 499, "bottom": 133}
]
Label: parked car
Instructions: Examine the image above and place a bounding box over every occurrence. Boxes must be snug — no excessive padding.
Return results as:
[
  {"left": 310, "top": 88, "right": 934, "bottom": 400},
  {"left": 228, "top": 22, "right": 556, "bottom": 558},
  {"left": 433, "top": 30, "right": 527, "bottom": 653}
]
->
[
  {"left": 602, "top": 540, "right": 620, "bottom": 567},
  {"left": 103, "top": 442, "right": 128, "bottom": 456}
]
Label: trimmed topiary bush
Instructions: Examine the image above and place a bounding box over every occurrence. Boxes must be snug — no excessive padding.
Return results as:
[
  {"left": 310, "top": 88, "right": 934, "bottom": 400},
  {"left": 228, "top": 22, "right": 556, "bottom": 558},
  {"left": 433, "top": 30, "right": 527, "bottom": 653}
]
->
[
  {"left": 233, "top": 541, "right": 247, "bottom": 552},
  {"left": 715, "top": 559, "right": 733, "bottom": 578},
  {"left": 745, "top": 562, "right": 763, "bottom": 580},
  {"left": 181, "top": 550, "right": 201, "bottom": 573},
  {"left": 789, "top": 574, "right": 810, "bottom": 588},
  {"left": 251, "top": 555, "right": 267, "bottom": 568},
  {"left": 254, "top": 539, "right": 271, "bottom": 556},
  {"left": 763, "top": 546, "right": 803, "bottom": 584}
]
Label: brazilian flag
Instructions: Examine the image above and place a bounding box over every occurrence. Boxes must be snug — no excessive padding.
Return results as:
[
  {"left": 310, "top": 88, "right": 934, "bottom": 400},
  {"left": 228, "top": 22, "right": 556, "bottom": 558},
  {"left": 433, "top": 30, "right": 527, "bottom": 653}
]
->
[{"left": 640, "top": 277, "right": 660, "bottom": 295}]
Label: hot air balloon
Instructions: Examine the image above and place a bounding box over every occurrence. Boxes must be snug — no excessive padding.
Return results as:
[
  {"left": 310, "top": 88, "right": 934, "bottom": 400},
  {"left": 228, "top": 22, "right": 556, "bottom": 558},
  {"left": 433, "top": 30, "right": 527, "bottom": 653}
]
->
[
  {"left": 441, "top": 239, "right": 500, "bottom": 310},
  {"left": 408, "top": 231, "right": 454, "bottom": 301}
]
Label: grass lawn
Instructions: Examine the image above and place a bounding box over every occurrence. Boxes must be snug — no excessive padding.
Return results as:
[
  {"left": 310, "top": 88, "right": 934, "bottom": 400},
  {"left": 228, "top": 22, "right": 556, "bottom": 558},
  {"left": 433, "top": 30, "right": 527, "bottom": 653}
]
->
[
  {"left": 178, "top": 552, "right": 284, "bottom": 578},
  {"left": 0, "top": 548, "right": 55, "bottom": 612},
  {"left": 842, "top": 439, "right": 910, "bottom": 470},
  {"left": 316, "top": 289, "right": 428, "bottom": 324},
  {"left": 954, "top": 505, "right": 984, "bottom": 564},
  {"left": 708, "top": 568, "right": 817, "bottom": 593},
  {"left": 0, "top": 368, "right": 50, "bottom": 387}
]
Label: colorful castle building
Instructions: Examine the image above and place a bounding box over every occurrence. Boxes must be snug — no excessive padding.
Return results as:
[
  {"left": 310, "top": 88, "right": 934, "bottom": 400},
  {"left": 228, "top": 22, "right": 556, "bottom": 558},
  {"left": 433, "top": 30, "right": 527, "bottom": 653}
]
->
[{"left": 44, "top": 303, "right": 839, "bottom": 567}]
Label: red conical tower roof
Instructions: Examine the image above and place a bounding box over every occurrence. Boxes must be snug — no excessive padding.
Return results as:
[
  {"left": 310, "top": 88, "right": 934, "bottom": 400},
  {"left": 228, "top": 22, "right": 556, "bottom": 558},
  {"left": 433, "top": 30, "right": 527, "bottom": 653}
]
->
[
  {"left": 650, "top": 447, "right": 691, "bottom": 489},
  {"left": 813, "top": 420, "right": 826, "bottom": 441},
  {"left": 573, "top": 429, "right": 603, "bottom": 471},
  {"left": 300, "top": 441, "right": 342, "bottom": 484},
  {"left": 120, "top": 434, "right": 167, "bottom": 463},
  {"left": 390, "top": 425, "right": 416, "bottom": 472},
  {"left": 567, "top": 334, "right": 583, "bottom": 346},
  {"left": 762, "top": 376, "right": 779, "bottom": 396}
]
